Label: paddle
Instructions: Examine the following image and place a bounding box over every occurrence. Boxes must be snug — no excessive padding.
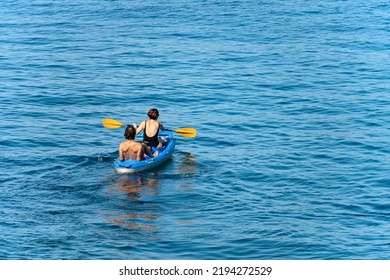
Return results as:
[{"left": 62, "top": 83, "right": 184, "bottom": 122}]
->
[{"left": 102, "top": 118, "right": 197, "bottom": 138}]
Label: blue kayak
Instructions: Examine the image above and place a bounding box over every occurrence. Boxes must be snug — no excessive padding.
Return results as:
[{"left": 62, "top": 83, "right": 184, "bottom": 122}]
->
[{"left": 114, "top": 131, "right": 176, "bottom": 174}]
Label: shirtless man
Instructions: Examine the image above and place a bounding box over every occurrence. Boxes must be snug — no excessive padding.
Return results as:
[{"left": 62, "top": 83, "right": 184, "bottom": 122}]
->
[{"left": 119, "top": 125, "right": 148, "bottom": 161}]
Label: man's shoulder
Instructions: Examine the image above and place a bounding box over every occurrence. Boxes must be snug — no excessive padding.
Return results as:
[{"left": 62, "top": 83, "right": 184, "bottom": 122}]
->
[
  {"left": 120, "top": 140, "right": 129, "bottom": 147},
  {"left": 130, "top": 141, "right": 142, "bottom": 148}
]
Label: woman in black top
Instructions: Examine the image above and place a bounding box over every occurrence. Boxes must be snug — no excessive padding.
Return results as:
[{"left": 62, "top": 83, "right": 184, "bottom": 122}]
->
[{"left": 134, "top": 108, "right": 167, "bottom": 148}]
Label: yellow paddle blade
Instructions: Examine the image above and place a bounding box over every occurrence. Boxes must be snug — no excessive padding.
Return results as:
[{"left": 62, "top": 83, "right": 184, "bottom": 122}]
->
[
  {"left": 102, "top": 118, "right": 125, "bottom": 129},
  {"left": 174, "top": 127, "right": 197, "bottom": 138}
]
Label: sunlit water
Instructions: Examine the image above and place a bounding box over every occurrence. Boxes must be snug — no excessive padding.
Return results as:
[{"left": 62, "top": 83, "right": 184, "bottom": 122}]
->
[{"left": 0, "top": 0, "right": 389, "bottom": 259}]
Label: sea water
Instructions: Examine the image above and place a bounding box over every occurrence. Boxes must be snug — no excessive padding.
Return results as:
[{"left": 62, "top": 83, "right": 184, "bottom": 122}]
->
[{"left": 0, "top": 0, "right": 389, "bottom": 259}]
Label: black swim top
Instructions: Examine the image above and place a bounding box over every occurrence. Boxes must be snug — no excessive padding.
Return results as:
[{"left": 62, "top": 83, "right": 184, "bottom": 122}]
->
[{"left": 143, "top": 120, "right": 160, "bottom": 147}]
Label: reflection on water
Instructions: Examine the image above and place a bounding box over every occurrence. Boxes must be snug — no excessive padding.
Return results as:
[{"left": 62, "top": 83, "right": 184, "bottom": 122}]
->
[
  {"left": 177, "top": 152, "right": 197, "bottom": 175},
  {"left": 106, "top": 212, "right": 159, "bottom": 232},
  {"left": 109, "top": 174, "right": 159, "bottom": 200},
  {"left": 176, "top": 152, "right": 198, "bottom": 191},
  {"left": 105, "top": 173, "right": 161, "bottom": 232},
  {"left": 103, "top": 153, "right": 198, "bottom": 233}
]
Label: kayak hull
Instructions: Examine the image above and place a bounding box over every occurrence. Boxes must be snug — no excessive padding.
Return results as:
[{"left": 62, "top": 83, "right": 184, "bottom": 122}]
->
[{"left": 114, "top": 131, "right": 175, "bottom": 174}]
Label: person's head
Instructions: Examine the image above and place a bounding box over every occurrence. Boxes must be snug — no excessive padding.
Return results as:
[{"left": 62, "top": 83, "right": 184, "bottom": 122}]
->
[
  {"left": 147, "top": 108, "right": 159, "bottom": 120},
  {"left": 124, "top": 125, "right": 136, "bottom": 140}
]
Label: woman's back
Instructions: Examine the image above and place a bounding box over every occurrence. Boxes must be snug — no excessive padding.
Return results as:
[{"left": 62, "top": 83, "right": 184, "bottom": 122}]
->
[{"left": 143, "top": 120, "right": 160, "bottom": 147}]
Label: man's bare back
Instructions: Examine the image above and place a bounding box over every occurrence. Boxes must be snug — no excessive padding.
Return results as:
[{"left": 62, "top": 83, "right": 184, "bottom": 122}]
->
[{"left": 119, "top": 140, "right": 144, "bottom": 161}]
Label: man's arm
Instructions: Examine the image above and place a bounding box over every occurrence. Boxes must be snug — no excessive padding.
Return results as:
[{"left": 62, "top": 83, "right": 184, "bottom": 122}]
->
[
  {"left": 118, "top": 143, "right": 124, "bottom": 161},
  {"left": 136, "top": 144, "right": 143, "bottom": 161}
]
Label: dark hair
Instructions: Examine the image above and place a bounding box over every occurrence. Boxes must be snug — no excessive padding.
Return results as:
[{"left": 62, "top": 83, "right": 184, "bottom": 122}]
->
[
  {"left": 147, "top": 108, "right": 159, "bottom": 120},
  {"left": 124, "top": 125, "right": 136, "bottom": 140}
]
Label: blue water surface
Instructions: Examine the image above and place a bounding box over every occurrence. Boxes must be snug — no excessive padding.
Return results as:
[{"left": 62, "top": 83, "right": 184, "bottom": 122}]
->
[{"left": 0, "top": 0, "right": 389, "bottom": 259}]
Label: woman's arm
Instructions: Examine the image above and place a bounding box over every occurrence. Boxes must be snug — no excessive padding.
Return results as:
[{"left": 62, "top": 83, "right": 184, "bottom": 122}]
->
[{"left": 135, "top": 120, "right": 146, "bottom": 135}]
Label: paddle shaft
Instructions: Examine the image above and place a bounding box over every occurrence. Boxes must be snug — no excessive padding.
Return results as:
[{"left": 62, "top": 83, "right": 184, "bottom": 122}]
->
[{"left": 102, "top": 118, "right": 196, "bottom": 138}]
